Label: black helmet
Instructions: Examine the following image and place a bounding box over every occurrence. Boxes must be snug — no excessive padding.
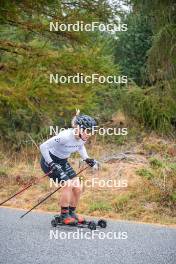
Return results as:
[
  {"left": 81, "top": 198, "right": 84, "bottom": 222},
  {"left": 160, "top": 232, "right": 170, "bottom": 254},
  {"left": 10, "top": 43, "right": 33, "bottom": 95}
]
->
[{"left": 75, "top": 115, "right": 97, "bottom": 130}]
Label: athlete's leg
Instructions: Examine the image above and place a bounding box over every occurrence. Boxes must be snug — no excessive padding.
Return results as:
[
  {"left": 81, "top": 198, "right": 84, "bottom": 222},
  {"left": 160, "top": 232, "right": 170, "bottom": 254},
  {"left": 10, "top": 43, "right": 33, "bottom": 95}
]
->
[
  {"left": 60, "top": 180, "right": 72, "bottom": 207},
  {"left": 59, "top": 180, "right": 77, "bottom": 224},
  {"left": 70, "top": 177, "right": 82, "bottom": 207},
  {"left": 69, "top": 177, "right": 85, "bottom": 223}
]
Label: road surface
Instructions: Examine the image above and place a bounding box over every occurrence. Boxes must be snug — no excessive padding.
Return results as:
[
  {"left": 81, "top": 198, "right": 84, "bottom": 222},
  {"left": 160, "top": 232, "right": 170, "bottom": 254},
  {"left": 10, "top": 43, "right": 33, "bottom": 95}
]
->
[{"left": 0, "top": 207, "right": 175, "bottom": 264}]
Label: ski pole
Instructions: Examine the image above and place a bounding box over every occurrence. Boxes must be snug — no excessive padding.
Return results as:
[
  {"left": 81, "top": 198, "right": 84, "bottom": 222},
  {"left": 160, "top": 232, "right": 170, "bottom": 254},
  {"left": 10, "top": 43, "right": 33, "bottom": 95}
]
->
[
  {"left": 20, "top": 166, "right": 89, "bottom": 218},
  {"left": 0, "top": 171, "right": 52, "bottom": 206}
]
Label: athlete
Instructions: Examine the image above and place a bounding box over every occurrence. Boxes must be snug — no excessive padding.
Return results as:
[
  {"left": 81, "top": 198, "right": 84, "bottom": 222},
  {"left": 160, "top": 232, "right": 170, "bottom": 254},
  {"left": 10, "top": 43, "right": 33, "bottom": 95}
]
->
[{"left": 40, "top": 111, "right": 98, "bottom": 225}]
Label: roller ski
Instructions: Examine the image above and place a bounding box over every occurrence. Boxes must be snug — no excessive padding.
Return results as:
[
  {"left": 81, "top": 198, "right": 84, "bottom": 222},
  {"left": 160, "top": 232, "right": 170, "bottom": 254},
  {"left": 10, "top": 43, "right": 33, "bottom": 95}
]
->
[{"left": 51, "top": 214, "right": 107, "bottom": 230}]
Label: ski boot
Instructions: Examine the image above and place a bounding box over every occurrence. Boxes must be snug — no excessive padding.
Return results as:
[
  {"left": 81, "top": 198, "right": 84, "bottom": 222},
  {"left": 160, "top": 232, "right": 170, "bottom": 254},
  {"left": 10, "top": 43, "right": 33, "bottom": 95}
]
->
[
  {"left": 69, "top": 209, "right": 85, "bottom": 224},
  {"left": 60, "top": 209, "right": 78, "bottom": 225}
]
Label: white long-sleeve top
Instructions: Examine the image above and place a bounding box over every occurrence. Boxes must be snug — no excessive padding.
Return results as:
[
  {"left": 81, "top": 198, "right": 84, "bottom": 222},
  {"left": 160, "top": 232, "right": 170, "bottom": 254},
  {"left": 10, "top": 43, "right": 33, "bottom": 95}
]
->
[{"left": 39, "top": 128, "right": 89, "bottom": 164}]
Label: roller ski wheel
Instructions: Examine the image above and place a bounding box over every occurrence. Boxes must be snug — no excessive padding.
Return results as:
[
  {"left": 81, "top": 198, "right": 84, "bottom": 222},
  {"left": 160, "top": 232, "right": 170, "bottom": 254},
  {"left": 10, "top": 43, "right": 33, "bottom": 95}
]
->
[
  {"left": 88, "top": 221, "right": 97, "bottom": 230},
  {"left": 51, "top": 219, "right": 57, "bottom": 227},
  {"left": 51, "top": 215, "right": 61, "bottom": 227},
  {"left": 54, "top": 215, "right": 61, "bottom": 224},
  {"left": 97, "top": 219, "right": 107, "bottom": 228}
]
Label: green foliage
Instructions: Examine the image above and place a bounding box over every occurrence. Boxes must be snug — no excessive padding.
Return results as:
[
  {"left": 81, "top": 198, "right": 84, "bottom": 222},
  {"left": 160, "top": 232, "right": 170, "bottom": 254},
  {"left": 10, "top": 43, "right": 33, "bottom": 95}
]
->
[
  {"left": 115, "top": 1, "right": 176, "bottom": 135},
  {"left": 168, "top": 163, "right": 176, "bottom": 172},
  {"left": 170, "top": 192, "right": 176, "bottom": 202},
  {"left": 0, "top": 168, "right": 7, "bottom": 178},
  {"left": 149, "top": 158, "right": 163, "bottom": 169},
  {"left": 121, "top": 86, "right": 176, "bottom": 133},
  {"left": 114, "top": 12, "right": 152, "bottom": 85},
  {"left": 137, "top": 156, "right": 176, "bottom": 206},
  {"left": 137, "top": 168, "right": 154, "bottom": 180},
  {"left": 0, "top": 0, "right": 121, "bottom": 147},
  {"left": 88, "top": 201, "right": 111, "bottom": 212},
  {"left": 112, "top": 194, "right": 131, "bottom": 212},
  {"left": 130, "top": 0, "right": 176, "bottom": 81}
]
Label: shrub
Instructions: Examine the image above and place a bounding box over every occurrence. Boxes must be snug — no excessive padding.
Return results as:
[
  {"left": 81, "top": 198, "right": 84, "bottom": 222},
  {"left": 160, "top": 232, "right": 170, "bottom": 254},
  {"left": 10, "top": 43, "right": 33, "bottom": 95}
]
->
[
  {"left": 112, "top": 194, "right": 130, "bottom": 212},
  {"left": 149, "top": 157, "right": 163, "bottom": 168},
  {"left": 137, "top": 168, "right": 154, "bottom": 180},
  {"left": 88, "top": 201, "right": 111, "bottom": 213}
]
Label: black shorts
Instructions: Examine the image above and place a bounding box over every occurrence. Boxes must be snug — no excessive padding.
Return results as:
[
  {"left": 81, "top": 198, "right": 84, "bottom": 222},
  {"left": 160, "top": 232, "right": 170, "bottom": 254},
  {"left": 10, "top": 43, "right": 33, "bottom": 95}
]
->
[{"left": 40, "top": 152, "right": 76, "bottom": 182}]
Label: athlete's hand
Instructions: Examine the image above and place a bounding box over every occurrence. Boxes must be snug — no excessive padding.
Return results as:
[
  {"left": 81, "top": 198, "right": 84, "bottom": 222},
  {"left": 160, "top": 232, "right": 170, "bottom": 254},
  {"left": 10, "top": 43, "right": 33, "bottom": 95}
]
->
[{"left": 85, "top": 158, "right": 97, "bottom": 167}]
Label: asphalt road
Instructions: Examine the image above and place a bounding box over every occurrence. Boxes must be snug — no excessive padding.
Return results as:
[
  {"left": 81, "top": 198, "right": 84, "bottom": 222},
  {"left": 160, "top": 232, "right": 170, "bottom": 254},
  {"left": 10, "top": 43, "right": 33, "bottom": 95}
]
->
[{"left": 0, "top": 207, "right": 175, "bottom": 264}]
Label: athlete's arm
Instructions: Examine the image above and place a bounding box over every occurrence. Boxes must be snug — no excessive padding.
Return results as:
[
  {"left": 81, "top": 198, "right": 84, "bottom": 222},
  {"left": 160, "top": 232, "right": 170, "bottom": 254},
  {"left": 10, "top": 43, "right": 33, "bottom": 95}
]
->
[
  {"left": 78, "top": 144, "right": 89, "bottom": 160},
  {"left": 39, "top": 135, "right": 66, "bottom": 164},
  {"left": 78, "top": 145, "right": 98, "bottom": 167}
]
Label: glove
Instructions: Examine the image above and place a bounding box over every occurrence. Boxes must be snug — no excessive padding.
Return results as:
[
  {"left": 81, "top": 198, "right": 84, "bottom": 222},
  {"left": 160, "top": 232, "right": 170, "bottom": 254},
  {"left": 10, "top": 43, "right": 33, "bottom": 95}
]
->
[
  {"left": 85, "top": 158, "right": 97, "bottom": 167},
  {"left": 48, "top": 161, "right": 67, "bottom": 180}
]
